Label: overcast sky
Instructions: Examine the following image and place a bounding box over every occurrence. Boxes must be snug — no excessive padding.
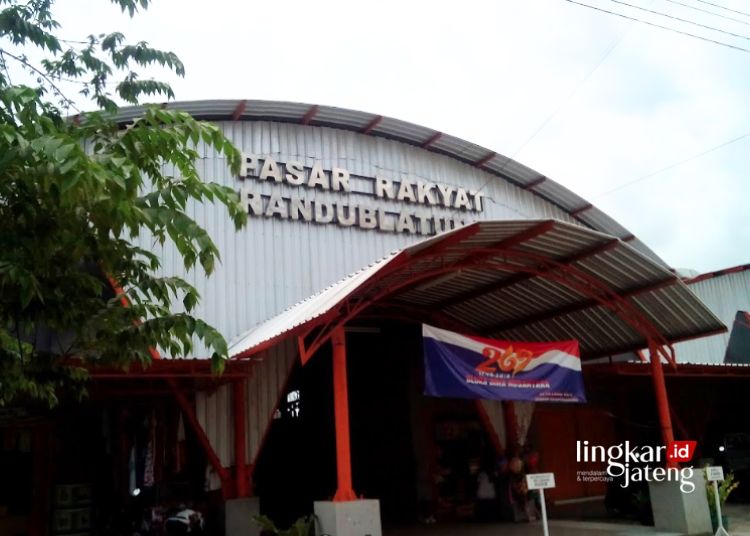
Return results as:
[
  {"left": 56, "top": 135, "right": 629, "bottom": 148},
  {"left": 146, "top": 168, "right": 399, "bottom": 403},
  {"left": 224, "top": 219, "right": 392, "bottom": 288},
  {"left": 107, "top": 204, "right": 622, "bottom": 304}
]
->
[{"left": 35, "top": 0, "right": 750, "bottom": 273}]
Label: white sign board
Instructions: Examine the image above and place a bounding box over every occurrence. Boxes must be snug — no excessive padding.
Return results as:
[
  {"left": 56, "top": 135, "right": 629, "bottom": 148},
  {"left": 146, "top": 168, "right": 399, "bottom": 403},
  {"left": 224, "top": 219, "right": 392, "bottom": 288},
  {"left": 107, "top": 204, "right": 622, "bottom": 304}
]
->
[
  {"left": 707, "top": 466, "right": 725, "bottom": 482},
  {"left": 526, "top": 472, "right": 556, "bottom": 490}
]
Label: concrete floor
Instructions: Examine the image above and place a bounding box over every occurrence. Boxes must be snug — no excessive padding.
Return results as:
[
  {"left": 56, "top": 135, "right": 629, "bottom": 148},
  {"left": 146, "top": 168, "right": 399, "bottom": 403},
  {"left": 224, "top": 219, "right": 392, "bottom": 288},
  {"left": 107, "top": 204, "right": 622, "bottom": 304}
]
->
[
  {"left": 385, "top": 520, "right": 680, "bottom": 536},
  {"left": 383, "top": 506, "right": 750, "bottom": 536},
  {"left": 725, "top": 503, "right": 750, "bottom": 535}
]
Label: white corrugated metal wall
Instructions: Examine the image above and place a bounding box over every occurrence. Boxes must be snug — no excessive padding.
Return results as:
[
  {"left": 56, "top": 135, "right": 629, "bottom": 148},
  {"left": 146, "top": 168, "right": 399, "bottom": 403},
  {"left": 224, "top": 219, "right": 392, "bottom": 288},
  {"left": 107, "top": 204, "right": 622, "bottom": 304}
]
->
[
  {"left": 197, "top": 338, "right": 298, "bottom": 490},
  {"left": 145, "top": 120, "right": 586, "bottom": 359},
  {"left": 673, "top": 270, "right": 750, "bottom": 363}
]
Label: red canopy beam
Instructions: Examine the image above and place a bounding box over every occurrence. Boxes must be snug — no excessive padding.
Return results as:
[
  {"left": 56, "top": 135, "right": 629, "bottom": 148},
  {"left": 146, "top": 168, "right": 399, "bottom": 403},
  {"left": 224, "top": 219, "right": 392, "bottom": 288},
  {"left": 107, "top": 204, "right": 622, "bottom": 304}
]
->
[
  {"left": 321, "top": 250, "right": 674, "bottom": 369},
  {"left": 434, "top": 236, "right": 618, "bottom": 309},
  {"left": 296, "top": 222, "right": 554, "bottom": 364},
  {"left": 485, "top": 276, "right": 678, "bottom": 334}
]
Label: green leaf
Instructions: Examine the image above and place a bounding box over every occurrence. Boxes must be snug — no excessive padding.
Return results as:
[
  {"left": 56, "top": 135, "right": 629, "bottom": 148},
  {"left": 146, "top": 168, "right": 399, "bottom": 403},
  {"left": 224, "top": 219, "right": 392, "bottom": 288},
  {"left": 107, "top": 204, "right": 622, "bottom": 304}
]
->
[{"left": 0, "top": 0, "right": 246, "bottom": 406}]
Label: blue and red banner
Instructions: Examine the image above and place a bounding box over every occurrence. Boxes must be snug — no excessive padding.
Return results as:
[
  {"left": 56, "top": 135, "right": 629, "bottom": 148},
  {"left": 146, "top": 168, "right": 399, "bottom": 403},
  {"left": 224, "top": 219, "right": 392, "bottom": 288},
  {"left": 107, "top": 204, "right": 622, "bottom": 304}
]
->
[{"left": 423, "top": 325, "right": 586, "bottom": 403}]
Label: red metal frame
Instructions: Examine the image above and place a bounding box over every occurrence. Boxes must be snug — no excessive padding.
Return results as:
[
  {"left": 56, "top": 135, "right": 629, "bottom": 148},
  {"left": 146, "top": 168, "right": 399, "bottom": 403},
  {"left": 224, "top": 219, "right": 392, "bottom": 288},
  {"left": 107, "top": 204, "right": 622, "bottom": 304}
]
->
[
  {"left": 435, "top": 235, "right": 619, "bottom": 309},
  {"left": 301, "top": 105, "right": 319, "bottom": 125},
  {"left": 288, "top": 223, "right": 685, "bottom": 465},
  {"left": 420, "top": 132, "right": 443, "bottom": 148},
  {"left": 587, "top": 361, "right": 750, "bottom": 378},
  {"left": 648, "top": 344, "right": 676, "bottom": 467},
  {"left": 168, "top": 378, "right": 233, "bottom": 494},
  {"left": 235, "top": 222, "right": 700, "bottom": 476},
  {"left": 105, "top": 276, "right": 238, "bottom": 497},
  {"left": 88, "top": 359, "right": 254, "bottom": 379},
  {"left": 683, "top": 263, "right": 750, "bottom": 285},
  {"left": 331, "top": 326, "right": 357, "bottom": 502},
  {"left": 300, "top": 248, "right": 677, "bottom": 369},
  {"left": 361, "top": 115, "right": 383, "bottom": 134},
  {"left": 234, "top": 380, "right": 251, "bottom": 497},
  {"left": 231, "top": 100, "right": 247, "bottom": 121},
  {"left": 486, "top": 275, "right": 678, "bottom": 334},
  {"left": 474, "top": 151, "right": 496, "bottom": 168}
]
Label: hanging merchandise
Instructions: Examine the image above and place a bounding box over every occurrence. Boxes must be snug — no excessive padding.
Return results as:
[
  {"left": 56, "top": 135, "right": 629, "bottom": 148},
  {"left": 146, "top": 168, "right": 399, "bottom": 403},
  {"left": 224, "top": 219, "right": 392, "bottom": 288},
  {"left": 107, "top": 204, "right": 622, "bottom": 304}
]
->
[
  {"left": 143, "top": 412, "right": 156, "bottom": 488},
  {"left": 176, "top": 413, "right": 187, "bottom": 473},
  {"left": 128, "top": 445, "right": 137, "bottom": 496}
]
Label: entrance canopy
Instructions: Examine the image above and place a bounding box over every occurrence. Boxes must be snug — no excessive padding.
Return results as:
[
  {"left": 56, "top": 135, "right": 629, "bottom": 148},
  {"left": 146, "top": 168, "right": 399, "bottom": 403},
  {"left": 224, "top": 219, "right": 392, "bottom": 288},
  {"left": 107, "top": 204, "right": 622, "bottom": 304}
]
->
[{"left": 229, "top": 220, "right": 725, "bottom": 362}]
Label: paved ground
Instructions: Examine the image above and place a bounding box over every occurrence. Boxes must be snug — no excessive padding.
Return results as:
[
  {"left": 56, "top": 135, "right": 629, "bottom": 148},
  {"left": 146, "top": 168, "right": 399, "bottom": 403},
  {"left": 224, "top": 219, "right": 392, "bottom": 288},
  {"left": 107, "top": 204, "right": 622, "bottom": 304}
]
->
[
  {"left": 382, "top": 505, "right": 750, "bottom": 535},
  {"left": 385, "top": 520, "right": 675, "bottom": 536},
  {"left": 726, "top": 503, "right": 750, "bottom": 535}
]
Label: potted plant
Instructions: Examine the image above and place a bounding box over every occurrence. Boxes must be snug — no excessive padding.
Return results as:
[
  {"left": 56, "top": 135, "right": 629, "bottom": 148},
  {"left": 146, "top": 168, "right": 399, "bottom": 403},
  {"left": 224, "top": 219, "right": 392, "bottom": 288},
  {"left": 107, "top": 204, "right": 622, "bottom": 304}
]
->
[
  {"left": 705, "top": 469, "right": 740, "bottom": 532},
  {"left": 253, "top": 514, "right": 319, "bottom": 536}
]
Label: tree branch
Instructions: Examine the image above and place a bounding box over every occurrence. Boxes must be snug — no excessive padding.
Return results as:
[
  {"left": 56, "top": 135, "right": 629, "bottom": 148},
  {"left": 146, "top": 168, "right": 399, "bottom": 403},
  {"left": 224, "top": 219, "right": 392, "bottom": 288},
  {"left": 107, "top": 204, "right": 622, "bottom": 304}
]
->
[{"left": 1, "top": 49, "right": 80, "bottom": 112}]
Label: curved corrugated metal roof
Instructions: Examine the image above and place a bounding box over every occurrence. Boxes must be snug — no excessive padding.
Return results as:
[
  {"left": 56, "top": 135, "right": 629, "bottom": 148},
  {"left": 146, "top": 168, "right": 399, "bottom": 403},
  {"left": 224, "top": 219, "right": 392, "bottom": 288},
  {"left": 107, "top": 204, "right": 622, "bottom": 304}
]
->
[
  {"left": 228, "top": 219, "right": 725, "bottom": 361},
  {"left": 112, "top": 99, "right": 662, "bottom": 265}
]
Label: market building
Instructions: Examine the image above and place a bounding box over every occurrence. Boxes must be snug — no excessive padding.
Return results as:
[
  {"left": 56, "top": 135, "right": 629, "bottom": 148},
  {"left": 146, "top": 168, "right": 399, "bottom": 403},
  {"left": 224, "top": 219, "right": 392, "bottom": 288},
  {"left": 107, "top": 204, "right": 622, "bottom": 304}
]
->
[{"left": 1, "top": 100, "right": 742, "bottom": 536}]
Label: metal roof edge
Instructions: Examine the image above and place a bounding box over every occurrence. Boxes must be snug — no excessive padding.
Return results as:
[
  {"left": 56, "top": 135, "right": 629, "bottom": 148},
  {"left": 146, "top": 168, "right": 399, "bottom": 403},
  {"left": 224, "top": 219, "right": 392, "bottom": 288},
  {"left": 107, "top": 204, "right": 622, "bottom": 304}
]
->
[
  {"left": 683, "top": 263, "right": 750, "bottom": 286},
  {"left": 109, "top": 99, "right": 665, "bottom": 266}
]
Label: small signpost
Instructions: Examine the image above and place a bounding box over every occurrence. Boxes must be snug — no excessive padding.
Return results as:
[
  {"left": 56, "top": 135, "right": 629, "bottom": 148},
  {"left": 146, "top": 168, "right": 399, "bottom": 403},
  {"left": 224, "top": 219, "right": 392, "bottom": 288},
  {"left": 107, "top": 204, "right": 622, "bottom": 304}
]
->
[
  {"left": 706, "top": 466, "right": 729, "bottom": 536},
  {"left": 526, "top": 472, "right": 556, "bottom": 536}
]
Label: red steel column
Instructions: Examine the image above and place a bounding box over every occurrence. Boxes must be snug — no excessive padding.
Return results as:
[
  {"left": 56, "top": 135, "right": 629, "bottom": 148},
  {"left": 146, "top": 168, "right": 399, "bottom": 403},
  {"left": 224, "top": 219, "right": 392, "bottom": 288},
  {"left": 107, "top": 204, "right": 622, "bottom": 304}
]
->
[
  {"left": 649, "top": 343, "right": 677, "bottom": 468},
  {"left": 332, "top": 326, "right": 357, "bottom": 502},
  {"left": 234, "top": 380, "right": 250, "bottom": 497}
]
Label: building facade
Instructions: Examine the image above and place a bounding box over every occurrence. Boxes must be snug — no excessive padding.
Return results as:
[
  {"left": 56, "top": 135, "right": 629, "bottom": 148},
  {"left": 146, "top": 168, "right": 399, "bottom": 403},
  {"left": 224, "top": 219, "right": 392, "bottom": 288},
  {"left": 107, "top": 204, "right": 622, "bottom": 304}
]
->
[{"left": 0, "top": 100, "right": 730, "bottom": 536}]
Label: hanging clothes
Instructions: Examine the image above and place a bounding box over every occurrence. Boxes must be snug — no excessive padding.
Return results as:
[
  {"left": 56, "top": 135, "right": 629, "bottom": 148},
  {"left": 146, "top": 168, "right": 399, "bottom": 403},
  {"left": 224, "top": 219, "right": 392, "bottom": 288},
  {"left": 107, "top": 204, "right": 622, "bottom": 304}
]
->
[
  {"left": 176, "top": 413, "right": 187, "bottom": 473},
  {"left": 143, "top": 412, "right": 156, "bottom": 488},
  {"left": 128, "top": 444, "right": 137, "bottom": 495}
]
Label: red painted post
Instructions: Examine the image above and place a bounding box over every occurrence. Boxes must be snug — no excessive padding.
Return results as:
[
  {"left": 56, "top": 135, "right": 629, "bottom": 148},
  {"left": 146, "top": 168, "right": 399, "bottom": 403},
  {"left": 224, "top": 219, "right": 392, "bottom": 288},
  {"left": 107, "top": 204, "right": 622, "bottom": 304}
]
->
[
  {"left": 234, "top": 380, "right": 250, "bottom": 497},
  {"left": 168, "top": 379, "right": 233, "bottom": 496},
  {"left": 649, "top": 344, "right": 677, "bottom": 468},
  {"left": 332, "top": 326, "right": 357, "bottom": 502}
]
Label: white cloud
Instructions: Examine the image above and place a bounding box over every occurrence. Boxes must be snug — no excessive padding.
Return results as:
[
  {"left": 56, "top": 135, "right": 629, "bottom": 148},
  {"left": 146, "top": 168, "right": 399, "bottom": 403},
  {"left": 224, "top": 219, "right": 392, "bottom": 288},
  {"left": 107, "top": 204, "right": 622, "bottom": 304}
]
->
[{"left": 12, "top": 0, "right": 750, "bottom": 272}]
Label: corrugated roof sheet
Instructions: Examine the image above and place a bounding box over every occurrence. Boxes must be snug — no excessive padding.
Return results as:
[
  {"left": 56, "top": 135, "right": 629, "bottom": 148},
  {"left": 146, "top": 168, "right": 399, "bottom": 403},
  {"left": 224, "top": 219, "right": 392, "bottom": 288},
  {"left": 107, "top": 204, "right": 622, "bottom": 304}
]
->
[
  {"left": 111, "top": 99, "right": 662, "bottom": 264},
  {"left": 228, "top": 219, "right": 725, "bottom": 360}
]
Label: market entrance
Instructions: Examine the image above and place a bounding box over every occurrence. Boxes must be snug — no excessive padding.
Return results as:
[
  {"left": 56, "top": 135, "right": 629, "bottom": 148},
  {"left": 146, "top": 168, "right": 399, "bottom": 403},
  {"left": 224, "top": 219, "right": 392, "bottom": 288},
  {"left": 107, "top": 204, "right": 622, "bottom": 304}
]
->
[
  {"left": 255, "top": 321, "right": 506, "bottom": 527},
  {"left": 232, "top": 219, "right": 725, "bottom": 535}
]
